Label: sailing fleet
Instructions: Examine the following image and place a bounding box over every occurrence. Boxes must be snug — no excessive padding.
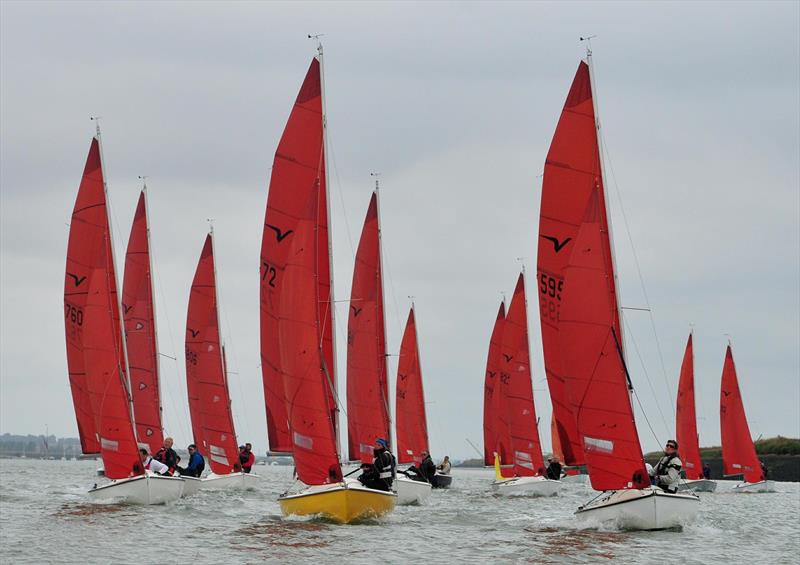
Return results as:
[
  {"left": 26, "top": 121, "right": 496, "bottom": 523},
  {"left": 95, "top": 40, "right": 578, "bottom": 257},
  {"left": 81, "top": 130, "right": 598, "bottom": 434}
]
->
[{"left": 62, "top": 46, "right": 776, "bottom": 527}]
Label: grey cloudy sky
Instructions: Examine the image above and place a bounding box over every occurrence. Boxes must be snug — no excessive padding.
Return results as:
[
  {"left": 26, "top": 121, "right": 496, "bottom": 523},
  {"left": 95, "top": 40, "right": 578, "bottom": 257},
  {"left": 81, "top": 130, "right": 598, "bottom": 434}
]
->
[{"left": 1, "top": 1, "right": 798, "bottom": 460}]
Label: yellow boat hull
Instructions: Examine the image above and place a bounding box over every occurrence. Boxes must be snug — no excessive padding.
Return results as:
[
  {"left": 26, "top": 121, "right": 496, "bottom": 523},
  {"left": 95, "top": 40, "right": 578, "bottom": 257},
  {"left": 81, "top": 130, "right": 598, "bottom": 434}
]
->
[{"left": 278, "top": 482, "right": 396, "bottom": 524}]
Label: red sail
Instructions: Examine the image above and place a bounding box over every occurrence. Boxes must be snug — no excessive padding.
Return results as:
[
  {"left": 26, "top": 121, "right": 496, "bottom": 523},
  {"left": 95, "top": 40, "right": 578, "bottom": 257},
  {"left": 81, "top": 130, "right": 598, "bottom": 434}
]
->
[
  {"left": 537, "top": 61, "right": 619, "bottom": 467},
  {"left": 84, "top": 254, "right": 141, "bottom": 480},
  {"left": 720, "top": 346, "right": 763, "bottom": 483},
  {"left": 559, "top": 188, "right": 649, "bottom": 491},
  {"left": 64, "top": 138, "right": 119, "bottom": 454},
  {"left": 496, "top": 274, "right": 545, "bottom": 477},
  {"left": 347, "top": 192, "right": 390, "bottom": 463},
  {"left": 261, "top": 58, "right": 335, "bottom": 454},
  {"left": 676, "top": 333, "right": 703, "bottom": 480},
  {"left": 122, "top": 190, "right": 163, "bottom": 455},
  {"left": 483, "top": 302, "right": 506, "bottom": 466},
  {"left": 185, "top": 234, "right": 240, "bottom": 474},
  {"left": 551, "top": 413, "right": 565, "bottom": 462},
  {"left": 278, "top": 197, "right": 342, "bottom": 485},
  {"left": 396, "top": 306, "right": 429, "bottom": 465}
]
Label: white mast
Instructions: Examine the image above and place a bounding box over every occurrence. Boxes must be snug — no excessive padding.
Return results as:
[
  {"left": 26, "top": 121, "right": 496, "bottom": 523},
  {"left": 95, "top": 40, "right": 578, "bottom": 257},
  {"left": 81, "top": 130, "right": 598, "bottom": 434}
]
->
[
  {"left": 583, "top": 40, "right": 628, "bottom": 364},
  {"left": 372, "top": 173, "right": 394, "bottom": 465},
  {"left": 139, "top": 178, "right": 165, "bottom": 437},
  {"left": 92, "top": 118, "right": 138, "bottom": 440},
  {"left": 314, "top": 36, "right": 342, "bottom": 457},
  {"left": 207, "top": 222, "right": 238, "bottom": 445}
]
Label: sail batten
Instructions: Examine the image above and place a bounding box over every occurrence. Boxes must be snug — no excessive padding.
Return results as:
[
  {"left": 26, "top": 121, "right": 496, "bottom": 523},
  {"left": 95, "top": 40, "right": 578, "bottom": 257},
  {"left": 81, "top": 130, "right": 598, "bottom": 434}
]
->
[
  {"left": 186, "top": 234, "right": 240, "bottom": 475},
  {"left": 122, "top": 190, "right": 163, "bottom": 455},
  {"left": 396, "top": 306, "right": 429, "bottom": 464},
  {"left": 720, "top": 346, "right": 763, "bottom": 483},
  {"left": 261, "top": 58, "right": 335, "bottom": 454},
  {"left": 347, "top": 192, "right": 391, "bottom": 463}
]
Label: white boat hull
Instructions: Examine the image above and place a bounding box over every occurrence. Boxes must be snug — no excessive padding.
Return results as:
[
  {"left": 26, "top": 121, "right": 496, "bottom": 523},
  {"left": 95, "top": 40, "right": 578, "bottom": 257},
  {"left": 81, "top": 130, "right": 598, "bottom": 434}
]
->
[
  {"left": 180, "top": 476, "right": 203, "bottom": 496},
  {"left": 677, "top": 479, "right": 717, "bottom": 493},
  {"left": 731, "top": 480, "right": 776, "bottom": 493},
  {"left": 201, "top": 471, "right": 259, "bottom": 490},
  {"left": 396, "top": 475, "right": 432, "bottom": 505},
  {"left": 491, "top": 475, "right": 561, "bottom": 497},
  {"left": 575, "top": 487, "right": 700, "bottom": 530},
  {"left": 88, "top": 473, "right": 184, "bottom": 505},
  {"left": 561, "top": 474, "right": 589, "bottom": 485}
]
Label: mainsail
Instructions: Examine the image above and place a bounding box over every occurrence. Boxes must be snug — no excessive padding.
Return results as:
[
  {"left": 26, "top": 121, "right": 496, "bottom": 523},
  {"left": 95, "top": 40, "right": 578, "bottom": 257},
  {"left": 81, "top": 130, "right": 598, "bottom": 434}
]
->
[
  {"left": 278, "top": 196, "right": 342, "bottom": 485},
  {"left": 64, "top": 138, "right": 118, "bottom": 454},
  {"left": 185, "top": 234, "right": 240, "bottom": 474},
  {"left": 347, "top": 192, "right": 390, "bottom": 463},
  {"left": 261, "top": 58, "right": 335, "bottom": 454},
  {"left": 675, "top": 333, "right": 703, "bottom": 480},
  {"left": 537, "top": 61, "right": 616, "bottom": 467},
  {"left": 483, "top": 302, "right": 506, "bottom": 466},
  {"left": 496, "top": 274, "right": 545, "bottom": 477},
  {"left": 122, "top": 189, "right": 163, "bottom": 454},
  {"left": 720, "top": 345, "right": 763, "bottom": 483},
  {"left": 395, "top": 306, "right": 429, "bottom": 465}
]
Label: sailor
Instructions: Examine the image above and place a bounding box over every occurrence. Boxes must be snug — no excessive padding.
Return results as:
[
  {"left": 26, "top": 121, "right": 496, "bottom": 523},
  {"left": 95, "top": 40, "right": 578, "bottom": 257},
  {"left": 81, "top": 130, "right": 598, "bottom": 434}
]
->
[
  {"left": 140, "top": 448, "right": 169, "bottom": 475},
  {"left": 650, "top": 439, "right": 682, "bottom": 493},
  {"left": 419, "top": 450, "right": 437, "bottom": 484},
  {"left": 702, "top": 463, "right": 711, "bottom": 480},
  {"left": 239, "top": 443, "right": 255, "bottom": 473},
  {"left": 545, "top": 456, "right": 562, "bottom": 480},
  {"left": 760, "top": 460, "right": 768, "bottom": 480},
  {"left": 154, "top": 437, "right": 178, "bottom": 476},
  {"left": 177, "top": 444, "right": 205, "bottom": 478},
  {"left": 437, "top": 455, "right": 452, "bottom": 475},
  {"left": 358, "top": 438, "right": 395, "bottom": 491}
]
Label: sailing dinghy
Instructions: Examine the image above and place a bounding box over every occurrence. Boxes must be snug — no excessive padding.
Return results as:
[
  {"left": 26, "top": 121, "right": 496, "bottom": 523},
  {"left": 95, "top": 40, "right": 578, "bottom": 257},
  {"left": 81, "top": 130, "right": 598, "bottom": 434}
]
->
[
  {"left": 66, "top": 134, "right": 183, "bottom": 504},
  {"left": 490, "top": 274, "right": 560, "bottom": 497},
  {"left": 675, "top": 333, "right": 717, "bottom": 493},
  {"left": 720, "top": 345, "right": 775, "bottom": 493},
  {"left": 395, "top": 304, "right": 435, "bottom": 503},
  {"left": 185, "top": 232, "right": 258, "bottom": 491},
  {"left": 538, "top": 58, "right": 698, "bottom": 529},
  {"left": 270, "top": 51, "right": 395, "bottom": 522}
]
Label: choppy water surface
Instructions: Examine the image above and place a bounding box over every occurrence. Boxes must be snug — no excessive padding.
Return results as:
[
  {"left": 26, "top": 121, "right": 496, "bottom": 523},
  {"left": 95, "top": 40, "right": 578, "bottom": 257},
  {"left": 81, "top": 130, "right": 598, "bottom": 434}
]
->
[{"left": 1, "top": 459, "right": 798, "bottom": 563}]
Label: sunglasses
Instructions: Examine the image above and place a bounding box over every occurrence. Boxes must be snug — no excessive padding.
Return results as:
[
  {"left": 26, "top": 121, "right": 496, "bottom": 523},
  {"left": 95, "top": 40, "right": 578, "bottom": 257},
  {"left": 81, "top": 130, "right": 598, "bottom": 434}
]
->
[{"left": 666, "top": 443, "right": 676, "bottom": 448}]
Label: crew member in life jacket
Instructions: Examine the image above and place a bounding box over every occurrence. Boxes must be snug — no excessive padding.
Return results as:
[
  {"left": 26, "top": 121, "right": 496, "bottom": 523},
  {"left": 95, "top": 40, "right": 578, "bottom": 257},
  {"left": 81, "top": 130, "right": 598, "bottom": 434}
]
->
[
  {"left": 545, "top": 456, "right": 562, "bottom": 480},
  {"left": 358, "top": 438, "right": 395, "bottom": 491},
  {"left": 177, "top": 444, "right": 205, "bottom": 478},
  {"left": 419, "top": 451, "right": 436, "bottom": 484},
  {"left": 239, "top": 443, "right": 255, "bottom": 473},
  {"left": 139, "top": 448, "right": 169, "bottom": 475},
  {"left": 154, "top": 437, "right": 178, "bottom": 476},
  {"left": 650, "top": 439, "right": 682, "bottom": 493}
]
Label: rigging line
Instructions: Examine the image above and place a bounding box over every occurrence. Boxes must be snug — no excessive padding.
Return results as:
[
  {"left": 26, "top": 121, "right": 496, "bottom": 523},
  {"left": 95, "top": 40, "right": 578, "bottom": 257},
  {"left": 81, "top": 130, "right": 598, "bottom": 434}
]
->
[
  {"left": 599, "top": 128, "right": 675, "bottom": 417},
  {"left": 632, "top": 387, "right": 662, "bottom": 451},
  {"left": 622, "top": 314, "right": 671, "bottom": 436},
  {"left": 149, "top": 228, "right": 190, "bottom": 443},
  {"left": 325, "top": 125, "right": 356, "bottom": 258}
]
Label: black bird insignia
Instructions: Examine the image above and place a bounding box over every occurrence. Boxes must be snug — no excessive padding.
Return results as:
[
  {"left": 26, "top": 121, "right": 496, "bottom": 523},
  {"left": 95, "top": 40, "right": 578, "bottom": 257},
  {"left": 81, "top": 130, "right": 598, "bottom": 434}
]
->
[
  {"left": 540, "top": 235, "right": 572, "bottom": 253},
  {"left": 487, "top": 371, "right": 497, "bottom": 379},
  {"left": 266, "top": 224, "right": 293, "bottom": 243},
  {"left": 351, "top": 306, "right": 363, "bottom": 317},
  {"left": 399, "top": 373, "right": 408, "bottom": 381},
  {"left": 188, "top": 328, "right": 200, "bottom": 338},
  {"left": 722, "top": 390, "right": 732, "bottom": 397},
  {"left": 122, "top": 303, "right": 133, "bottom": 315},
  {"left": 67, "top": 273, "right": 87, "bottom": 287},
  {"left": 502, "top": 354, "right": 513, "bottom": 363}
]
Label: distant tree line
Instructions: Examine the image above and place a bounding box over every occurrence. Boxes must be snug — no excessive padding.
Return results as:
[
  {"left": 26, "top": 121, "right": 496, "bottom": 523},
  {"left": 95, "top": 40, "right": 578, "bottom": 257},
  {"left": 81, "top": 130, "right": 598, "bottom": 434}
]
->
[{"left": 0, "top": 433, "right": 83, "bottom": 458}]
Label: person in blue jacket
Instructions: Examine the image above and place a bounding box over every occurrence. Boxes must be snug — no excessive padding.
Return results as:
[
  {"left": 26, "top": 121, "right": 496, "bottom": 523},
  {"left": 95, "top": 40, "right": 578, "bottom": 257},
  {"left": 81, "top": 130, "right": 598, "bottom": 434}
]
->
[{"left": 177, "top": 444, "right": 205, "bottom": 478}]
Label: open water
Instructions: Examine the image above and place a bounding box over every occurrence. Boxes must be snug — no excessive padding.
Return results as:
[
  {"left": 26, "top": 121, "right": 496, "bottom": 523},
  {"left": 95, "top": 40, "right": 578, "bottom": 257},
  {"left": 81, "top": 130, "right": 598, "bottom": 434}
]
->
[{"left": 1, "top": 458, "right": 798, "bottom": 564}]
